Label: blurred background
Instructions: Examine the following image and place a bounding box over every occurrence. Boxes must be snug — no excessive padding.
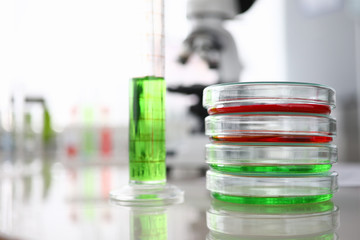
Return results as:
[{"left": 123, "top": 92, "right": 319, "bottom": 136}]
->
[
  {"left": 0, "top": 0, "right": 360, "bottom": 239},
  {"left": 0, "top": 0, "right": 359, "bottom": 167}
]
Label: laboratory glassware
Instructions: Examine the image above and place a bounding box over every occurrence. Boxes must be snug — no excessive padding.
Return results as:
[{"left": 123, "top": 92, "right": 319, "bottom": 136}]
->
[
  {"left": 206, "top": 143, "right": 337, "bottom": 174},
  {"left": 205, "top": 112, "right": 336, "bottom": 143},
  {"left": 206, "top": 170, "right": 338, "bottom": 205},
  {"left": 203, "top": 82, "right": 335, "bottom": 115},
  {"left": 203, "top": 82, "right": 338, "bottom": 205},
  {"left": 110, "top": 0, "right": 183, "bottom": 206}
]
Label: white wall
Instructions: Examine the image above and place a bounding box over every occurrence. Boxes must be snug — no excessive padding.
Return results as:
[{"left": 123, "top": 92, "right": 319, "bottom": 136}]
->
[
  {"left": 3, "top": 0, "right": 288, "bottom": 127},
  {"left": 5, "top": 0, "right": 148, "bottom": 127},
  {"left": 5, "top": 0, "right": 358, "bottom": 163},
  {"left": 226, "top": 0, "right": 287, "bottom": 82},
  {"left": 285, "top": 0, "right": 359, "bottom": 162}
]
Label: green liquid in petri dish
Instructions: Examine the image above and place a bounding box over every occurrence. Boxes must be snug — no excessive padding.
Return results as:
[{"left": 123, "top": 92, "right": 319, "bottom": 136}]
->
[
  {"left": 129, "top": 76, "right": 166, "bottom": 183},
  {"left": 209, "top": 164, "right": 332, "bottom": 174},
  {"left": 211, "top": 199, "right": 335, "bottom": 214},
  {"left": 212, "top": 192, "right": 333, "bottom": 205}
]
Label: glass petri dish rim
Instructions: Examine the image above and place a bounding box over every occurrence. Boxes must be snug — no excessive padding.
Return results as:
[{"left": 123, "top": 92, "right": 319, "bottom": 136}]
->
[
  {"left": 206, "top": 170, "right": 339, "bottom": 197},
  {"left": 208, "top": 169, "right": 339, "bottom": 178},
  {"left": 205, "top": 113, "right": 337, "bottom": 137},
  {"left": 209, "top": 198, "right": 337, "bottom": 215},
  {"left": 206, "top": 111, "right": 333, "bottom": 117},
  {"left": 205, "top": 143, "right": 338, "bottom": 165},
  {"left": 204, "top": 81, "right": 335, "bottom": 90},
  {"left": 203, "top": 81, "right": 336, "bottom": 110}
]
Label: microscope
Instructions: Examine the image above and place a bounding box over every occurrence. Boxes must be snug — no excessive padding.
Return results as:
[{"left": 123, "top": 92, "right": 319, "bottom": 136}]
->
[
  {"left": 166, "top": 0, "right": 256, "bottom": 175},
  {"left": 168, "top": 0, "right": 256, "bottom": 133}
]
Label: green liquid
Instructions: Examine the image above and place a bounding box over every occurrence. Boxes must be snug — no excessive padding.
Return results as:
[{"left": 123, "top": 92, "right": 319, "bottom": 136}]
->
[
  {"left": 211, "top": 199, "right": 335, "bottom": 214},
  {"left": 129, "top": 76, "right": 166, "bottom": 183},
  {"left": 212, "top": 192, "right": 333, "bottom": 205},
  {"left": 209, "top": 164, "right": 332, "bottom": 174},
  {"left": 131, "top": 209, "right": 167, "bottom": 240}
]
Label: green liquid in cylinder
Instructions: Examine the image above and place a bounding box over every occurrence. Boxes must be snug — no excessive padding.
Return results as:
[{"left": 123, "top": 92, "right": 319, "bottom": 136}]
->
[
  {"left": 212, "top": 192, "right": 333, "bottom": 205},
  {"left": 129, "top": 76, "right": 166, "bottom": 183},
  {"left": 209, "top": 164, "right": 332, "bottom": 174}
]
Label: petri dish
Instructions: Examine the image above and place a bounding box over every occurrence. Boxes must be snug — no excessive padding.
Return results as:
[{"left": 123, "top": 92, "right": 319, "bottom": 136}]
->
[
  {"left": 206, "top": 143, "right": 337, "bottom": 174},
  {"left": 203, "top": 82, "right": 336, "bottom": 115},
  {"left": 206, "top": 170, "right": 338, "bottom": 205},
  {"left": 205, "top": 113, "right": 336, "bottom": 143},
  {"left": 206, "top": 199, "right": 339, "bottom": 239}
]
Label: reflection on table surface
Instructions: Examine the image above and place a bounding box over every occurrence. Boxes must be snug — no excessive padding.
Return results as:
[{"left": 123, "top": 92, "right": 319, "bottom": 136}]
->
[
  {"left": 207, "top": 199, "right": 339, "bottom": 239},
  {"left": 0, "top": 161, "right": 360, "bottom": 240}
]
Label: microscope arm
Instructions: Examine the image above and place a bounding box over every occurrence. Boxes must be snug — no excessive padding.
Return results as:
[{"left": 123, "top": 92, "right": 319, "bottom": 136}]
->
[{"left": 178, "top": 0, "right": 256, "bottom": 83}]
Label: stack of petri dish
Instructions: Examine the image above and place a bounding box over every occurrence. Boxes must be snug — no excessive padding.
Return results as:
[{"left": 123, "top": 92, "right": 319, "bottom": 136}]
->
[{"left": 203, "top": 82, "right": 338, "bottom": 205}]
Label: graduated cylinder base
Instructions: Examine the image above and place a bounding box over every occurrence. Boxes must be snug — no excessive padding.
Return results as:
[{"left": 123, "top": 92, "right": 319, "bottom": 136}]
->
[{"left": 110, "top": 183, "right": 184, "bottom": 207}]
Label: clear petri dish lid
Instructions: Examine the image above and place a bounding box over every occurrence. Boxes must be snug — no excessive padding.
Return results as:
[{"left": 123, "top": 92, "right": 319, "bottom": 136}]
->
[
  {"left": 206, "top": 143, "right": 338, "bottom": 165},
  {"left": 206, "top": 199, "right": 339, "bottom": 238},
  {"left": 205, "top": 113, "right": 336, "bottom": 143},
  {"left": 206, "top": 170, "right": 339, "bottom": 198},
  {"left": 203, "top": 82, "right": 336, "bottom": 115}
]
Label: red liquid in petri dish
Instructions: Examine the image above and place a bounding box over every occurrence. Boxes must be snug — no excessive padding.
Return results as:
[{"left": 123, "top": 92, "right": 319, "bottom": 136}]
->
[
  {"left": 212, "top": 135, "right": 333, "bottom": 143},
  {"left": 208, "top": 104, "right": 331, "bottom": 115}
]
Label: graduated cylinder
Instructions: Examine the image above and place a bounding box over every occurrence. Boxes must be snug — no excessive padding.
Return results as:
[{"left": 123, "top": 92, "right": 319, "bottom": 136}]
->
[{"left": 129, "top": 0, "right": 166, "bottom": 184}]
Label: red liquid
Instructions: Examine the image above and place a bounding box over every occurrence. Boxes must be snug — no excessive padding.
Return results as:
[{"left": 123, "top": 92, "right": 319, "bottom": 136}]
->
[
  {"left": 66, "top": 145, "right": 77, "bottom": 158},
  {"left": 208, "top": 104, "right": 331, "bottom": 115},
  {"left": 212, "top": 135, "right": 333, "bottom": 143},
  {"left": 100, "top": 127, "right": 112, "bottom": 157}
]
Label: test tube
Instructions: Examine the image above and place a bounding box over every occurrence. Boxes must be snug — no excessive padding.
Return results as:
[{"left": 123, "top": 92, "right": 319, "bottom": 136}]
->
[{"left": 110, "top": 0, "right": 183, "bottom": 206}]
